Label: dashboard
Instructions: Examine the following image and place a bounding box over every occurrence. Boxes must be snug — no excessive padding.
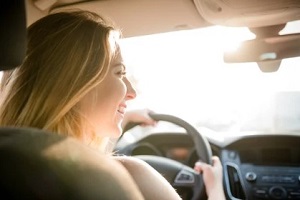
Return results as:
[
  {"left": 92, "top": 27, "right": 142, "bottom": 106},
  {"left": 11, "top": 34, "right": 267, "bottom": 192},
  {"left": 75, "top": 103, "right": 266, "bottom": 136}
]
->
[
  {"left": 115, "top": 131, "right": 300, "bottom": 200},
  {"left": 115, "top": 132, "right": 200, "bottom": 166},
  {"left": 222, "top": 135, "right": 300, "bottom": 200}
]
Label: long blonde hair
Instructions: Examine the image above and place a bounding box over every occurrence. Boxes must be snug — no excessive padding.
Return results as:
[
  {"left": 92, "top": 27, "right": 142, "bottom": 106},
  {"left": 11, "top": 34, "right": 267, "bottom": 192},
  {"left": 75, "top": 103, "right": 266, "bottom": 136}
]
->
[{"left": 0, "top": 10, "right": 119, "bottom": 151}]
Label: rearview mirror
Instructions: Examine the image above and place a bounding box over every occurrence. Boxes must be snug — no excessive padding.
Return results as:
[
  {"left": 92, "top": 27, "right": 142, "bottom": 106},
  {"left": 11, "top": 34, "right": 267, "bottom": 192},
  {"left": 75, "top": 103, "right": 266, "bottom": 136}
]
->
[{"left": 224, "top": 33, "right": 300, "bottom": 63}]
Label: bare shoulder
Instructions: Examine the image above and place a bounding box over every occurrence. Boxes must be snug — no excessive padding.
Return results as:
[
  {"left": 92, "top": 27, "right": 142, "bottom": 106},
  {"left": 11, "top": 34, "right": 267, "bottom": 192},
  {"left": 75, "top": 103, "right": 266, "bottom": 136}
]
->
[
  {"left": 45, "top": 138, "right": 144, "bottom": 199},
  {"left": 114, "top": 156, "right": 181, "bottom": 200},
  {"left": 114, "top": 155, "right": 164, "bottom": 178},
  {"left": 114, "top": 155, "right": 151, "bottom": 169}
]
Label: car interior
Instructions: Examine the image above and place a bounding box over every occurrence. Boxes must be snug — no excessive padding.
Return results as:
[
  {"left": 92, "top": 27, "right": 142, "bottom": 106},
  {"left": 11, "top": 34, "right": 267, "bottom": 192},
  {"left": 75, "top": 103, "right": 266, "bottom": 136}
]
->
[{"left": 1, "top": 0, "right": 300, "bottom": 199}]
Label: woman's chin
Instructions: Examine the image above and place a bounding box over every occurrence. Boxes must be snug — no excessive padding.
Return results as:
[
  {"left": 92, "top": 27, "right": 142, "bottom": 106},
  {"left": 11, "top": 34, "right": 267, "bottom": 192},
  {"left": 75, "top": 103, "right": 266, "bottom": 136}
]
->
[{"left": 110, "top": 125, "right": 123, "bottom": 138}]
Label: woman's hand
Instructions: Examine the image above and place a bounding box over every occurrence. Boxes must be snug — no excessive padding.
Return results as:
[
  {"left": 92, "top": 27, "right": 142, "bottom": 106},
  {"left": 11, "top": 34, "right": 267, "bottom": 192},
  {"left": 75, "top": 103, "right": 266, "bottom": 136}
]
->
[
  {"left": 194, "top": 156, "right": 226, "bottom": 200},
  {"left": 122, "top": 109, "right": 157, "bottom": 129}
]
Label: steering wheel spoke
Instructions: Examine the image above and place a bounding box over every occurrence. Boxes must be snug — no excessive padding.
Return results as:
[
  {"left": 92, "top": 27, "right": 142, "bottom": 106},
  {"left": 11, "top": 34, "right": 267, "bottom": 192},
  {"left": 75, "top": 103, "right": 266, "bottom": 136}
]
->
[{"left": 174, "top": 168, "right": 196, "bottom": 186}]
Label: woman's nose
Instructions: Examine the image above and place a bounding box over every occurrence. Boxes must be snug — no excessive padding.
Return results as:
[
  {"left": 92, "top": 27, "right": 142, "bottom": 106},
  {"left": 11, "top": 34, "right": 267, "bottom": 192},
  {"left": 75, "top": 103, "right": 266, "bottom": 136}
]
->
[{"left": 124, "top": 77, "right": 136, "bottom": 100}]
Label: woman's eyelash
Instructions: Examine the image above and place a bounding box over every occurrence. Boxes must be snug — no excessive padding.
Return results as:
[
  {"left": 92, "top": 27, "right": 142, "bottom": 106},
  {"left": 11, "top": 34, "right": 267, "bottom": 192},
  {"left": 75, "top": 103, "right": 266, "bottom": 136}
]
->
[{"left": 117, "top": 71, "right": 126, "bottom": 76}]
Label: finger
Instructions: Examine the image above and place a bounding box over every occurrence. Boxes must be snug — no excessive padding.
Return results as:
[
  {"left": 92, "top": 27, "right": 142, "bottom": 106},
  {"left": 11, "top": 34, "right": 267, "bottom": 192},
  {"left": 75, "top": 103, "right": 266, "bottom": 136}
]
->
[
  {"left": 141, "top": 119, "right": 156, "bottom": 126},
  {"left": 211, "top": 156, "right": 220, "bottom": 166},
  {"left": 194, "top": 161, "right": 211, "bottom": 174},
  {"left": 194, "top": 161, "right": 203, "bottom": 173}
]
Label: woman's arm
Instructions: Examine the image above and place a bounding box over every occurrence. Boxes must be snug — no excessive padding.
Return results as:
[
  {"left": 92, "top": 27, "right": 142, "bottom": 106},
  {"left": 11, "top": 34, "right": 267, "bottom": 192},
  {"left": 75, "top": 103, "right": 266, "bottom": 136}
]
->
[{"left": 114, "top": 156, "right": 182, "bottom": 200}]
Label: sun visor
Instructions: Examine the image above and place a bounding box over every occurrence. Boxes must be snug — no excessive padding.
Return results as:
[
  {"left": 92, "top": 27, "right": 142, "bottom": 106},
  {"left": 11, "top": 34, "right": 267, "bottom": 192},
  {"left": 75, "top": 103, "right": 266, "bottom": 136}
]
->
[{"left": 193, "top": 0, "right": 300, "bottom": 27}]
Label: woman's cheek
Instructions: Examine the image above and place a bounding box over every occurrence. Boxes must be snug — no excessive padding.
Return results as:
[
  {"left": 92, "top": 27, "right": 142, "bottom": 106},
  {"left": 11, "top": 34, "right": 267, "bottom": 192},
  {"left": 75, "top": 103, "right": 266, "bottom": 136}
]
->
[{"left": 120, "top": 79, "right": 128, "bottom": 97}]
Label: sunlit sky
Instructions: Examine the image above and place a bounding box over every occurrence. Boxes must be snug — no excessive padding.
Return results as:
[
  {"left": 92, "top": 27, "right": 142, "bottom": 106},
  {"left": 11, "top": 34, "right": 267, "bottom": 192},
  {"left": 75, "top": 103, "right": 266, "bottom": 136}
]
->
[{"left": 119, "top": 20, "right": 300, "bottom": 131}]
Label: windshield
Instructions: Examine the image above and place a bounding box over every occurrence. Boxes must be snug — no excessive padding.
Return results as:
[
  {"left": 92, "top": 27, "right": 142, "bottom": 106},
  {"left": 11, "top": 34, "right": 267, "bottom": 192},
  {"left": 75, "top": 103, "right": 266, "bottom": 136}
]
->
[{"left": 120, "top": 20, "right": 300, "bottom": 133}]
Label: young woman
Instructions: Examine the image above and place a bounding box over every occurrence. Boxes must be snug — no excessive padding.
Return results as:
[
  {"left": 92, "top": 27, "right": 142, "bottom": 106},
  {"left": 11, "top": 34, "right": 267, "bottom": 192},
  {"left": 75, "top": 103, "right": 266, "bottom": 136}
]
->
[{"left": 0, "top": 10, "right": 225, "bottom": 200}]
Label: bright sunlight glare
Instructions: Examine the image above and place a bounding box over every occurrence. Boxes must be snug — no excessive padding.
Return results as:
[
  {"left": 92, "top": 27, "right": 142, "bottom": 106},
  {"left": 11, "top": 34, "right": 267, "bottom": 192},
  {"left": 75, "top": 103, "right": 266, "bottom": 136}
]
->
[
  {"left": 120, "top": 26, "right": 265, "bottom": 114},
  {"left": 120, "top": 22, "right": 300, "bottom": 132}
]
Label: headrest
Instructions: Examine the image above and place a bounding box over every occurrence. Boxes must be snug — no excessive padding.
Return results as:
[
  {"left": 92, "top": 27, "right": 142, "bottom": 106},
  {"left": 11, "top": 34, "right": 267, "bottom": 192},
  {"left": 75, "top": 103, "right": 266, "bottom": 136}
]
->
[{"left": 0, "top": 0, "right": 27, "bottom": 70}]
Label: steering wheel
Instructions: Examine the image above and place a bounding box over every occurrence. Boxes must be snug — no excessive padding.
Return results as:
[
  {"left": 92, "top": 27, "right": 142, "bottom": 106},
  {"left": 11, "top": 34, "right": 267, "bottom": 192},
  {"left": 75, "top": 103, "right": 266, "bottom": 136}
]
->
[{"left": 122, "top": 113, "right": 213, "bottom": 200}]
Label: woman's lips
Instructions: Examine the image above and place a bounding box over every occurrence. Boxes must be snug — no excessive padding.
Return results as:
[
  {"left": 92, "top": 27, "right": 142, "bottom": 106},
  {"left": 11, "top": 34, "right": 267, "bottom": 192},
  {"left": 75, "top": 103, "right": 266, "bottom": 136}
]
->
[{"left": 117, "top": 104, "right": 126, "bottom": 114}]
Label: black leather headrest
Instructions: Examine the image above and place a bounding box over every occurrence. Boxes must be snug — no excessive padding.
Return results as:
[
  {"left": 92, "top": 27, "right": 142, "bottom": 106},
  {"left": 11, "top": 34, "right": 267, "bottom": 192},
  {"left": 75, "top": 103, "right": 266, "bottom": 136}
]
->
[{"left": 0, "top": 0, "right": 27, "bottom": 70}]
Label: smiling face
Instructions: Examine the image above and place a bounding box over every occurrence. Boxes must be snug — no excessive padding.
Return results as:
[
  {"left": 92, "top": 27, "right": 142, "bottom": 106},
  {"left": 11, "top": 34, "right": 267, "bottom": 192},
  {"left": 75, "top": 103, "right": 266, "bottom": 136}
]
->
[{"left": 80, "top": 46, "right": 136, "bottom": 139}]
